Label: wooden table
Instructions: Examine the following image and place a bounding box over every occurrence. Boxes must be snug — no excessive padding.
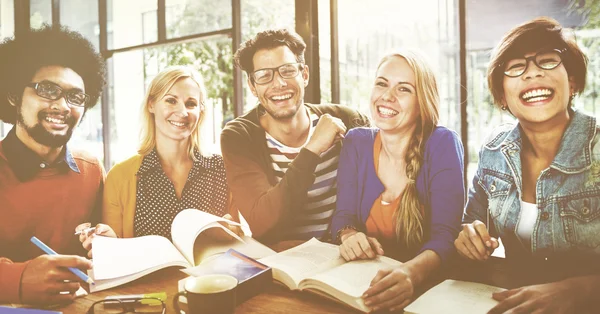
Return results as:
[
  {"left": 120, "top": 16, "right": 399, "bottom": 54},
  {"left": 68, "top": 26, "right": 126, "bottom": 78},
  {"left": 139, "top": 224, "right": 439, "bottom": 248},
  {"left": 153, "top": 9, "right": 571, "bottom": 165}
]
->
[
  {"left": 57, "top": 240, "right": 357, "bottom": 314},
  {"left": 56, "top": 267, "right": 354, "bottom": 314}
]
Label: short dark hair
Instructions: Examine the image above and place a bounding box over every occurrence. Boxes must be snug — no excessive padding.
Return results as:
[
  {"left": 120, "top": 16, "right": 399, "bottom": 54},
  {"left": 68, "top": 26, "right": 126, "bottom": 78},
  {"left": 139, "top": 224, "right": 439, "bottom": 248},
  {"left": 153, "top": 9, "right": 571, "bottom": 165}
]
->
[
  {"left": 233, "top": 29, "right": 306, "bottom": 79},
  {"left": 487, "top": 17, "right": 588, "bottom": 109},
  {"left": 0, "top": 24, "right": 106, "bottom": 124}
]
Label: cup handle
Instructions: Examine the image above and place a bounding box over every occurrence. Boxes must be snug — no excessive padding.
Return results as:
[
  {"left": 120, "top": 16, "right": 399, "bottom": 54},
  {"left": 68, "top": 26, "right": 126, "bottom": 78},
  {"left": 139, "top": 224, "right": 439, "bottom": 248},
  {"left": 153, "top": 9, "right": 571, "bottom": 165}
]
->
[{"left": 173, "top": 291, "right": 186, "bottom": 314}]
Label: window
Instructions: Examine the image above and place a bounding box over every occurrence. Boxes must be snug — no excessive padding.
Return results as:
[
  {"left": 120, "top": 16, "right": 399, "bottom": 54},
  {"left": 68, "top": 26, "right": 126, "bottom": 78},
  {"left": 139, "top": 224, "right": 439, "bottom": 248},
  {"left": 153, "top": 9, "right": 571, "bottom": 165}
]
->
[
  {"left": 166, "top": 0, "right": 232, "bottom": 39},
  {"left": 240, "top": 0, "right": 295, "bottom": 114},
  {"left": 30, "top": 0, "right": 52, "bottom": 29},
  {"left": 107, "top": 0, "right": 157, "bottom": 49},
  {"left": 0, "top": 0, "right": 14, "bottom": 139},
  {"left": 109, "top": 37, "right": 232, "bottom": 166},
  {"left": 60, "top": 0, "right": 99, "bottom": 48},
  {"left": 329, "top": 0, "right": 460, "bottom": 134}
]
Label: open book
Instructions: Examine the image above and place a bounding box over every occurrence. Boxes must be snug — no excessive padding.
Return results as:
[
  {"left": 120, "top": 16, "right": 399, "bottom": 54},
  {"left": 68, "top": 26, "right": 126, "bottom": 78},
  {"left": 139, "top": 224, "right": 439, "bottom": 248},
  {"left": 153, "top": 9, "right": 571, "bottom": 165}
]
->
[
  {"left": 258, "top": 238, "right": 402, "bottom": 313},
  {"left": 89, "top": 209, "right": 276, "bottom": 292},
  {"left": 404, "top": 280, "right": 506, "bottom": 314}
]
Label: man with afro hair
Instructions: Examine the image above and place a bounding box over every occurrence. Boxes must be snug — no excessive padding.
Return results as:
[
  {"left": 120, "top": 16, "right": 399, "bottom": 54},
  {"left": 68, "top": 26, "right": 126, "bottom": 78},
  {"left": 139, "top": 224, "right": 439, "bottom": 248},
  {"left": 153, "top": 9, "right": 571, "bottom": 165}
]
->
[{"left": 0, "top": 24, "right": 106, "bottom": 305}]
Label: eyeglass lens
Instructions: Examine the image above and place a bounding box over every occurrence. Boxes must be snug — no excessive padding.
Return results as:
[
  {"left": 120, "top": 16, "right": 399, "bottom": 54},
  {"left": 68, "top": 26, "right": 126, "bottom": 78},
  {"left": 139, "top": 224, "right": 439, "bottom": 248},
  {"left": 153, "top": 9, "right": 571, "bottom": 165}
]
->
[
  {"left": 34, "top": 81, "right": 88, "bottom": 106},
  {"left": 253, "top": 64, "right": 301, "bottom": 84},
  {"left": 503, "top": 50, "right": 562, "bottom": 77}
]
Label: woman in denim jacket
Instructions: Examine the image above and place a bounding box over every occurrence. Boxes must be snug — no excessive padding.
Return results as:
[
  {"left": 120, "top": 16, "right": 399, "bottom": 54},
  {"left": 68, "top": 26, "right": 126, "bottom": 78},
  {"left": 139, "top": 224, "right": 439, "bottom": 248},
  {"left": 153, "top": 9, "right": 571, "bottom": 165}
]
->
[{"left": 455, "top": 17, "right": 600, "bottom": 313}]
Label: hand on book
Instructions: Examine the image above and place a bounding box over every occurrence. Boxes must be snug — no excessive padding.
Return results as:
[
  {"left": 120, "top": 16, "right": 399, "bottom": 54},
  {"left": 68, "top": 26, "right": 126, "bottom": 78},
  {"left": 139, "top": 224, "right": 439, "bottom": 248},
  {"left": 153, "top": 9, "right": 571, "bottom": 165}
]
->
[
  {"left": 20, "top": 254, "right": 92, "bottom": 305},
  {"left": 488, "top": 279, "right": 584, "bottom": 314},
  {"left": 76, "top": 223, "right": 117, "bottom": 258},
  {"left": 220, "top": 214, "right": 245, "bottom": 237},
  {"left": 339, "top": 230, "right": 384, "bottom": 261},
  {"left": 362, "top": 266, "right": 414, "bottom": 312},
  {"left": 455, "top": 220, "right": 499, "bottom": 261}
]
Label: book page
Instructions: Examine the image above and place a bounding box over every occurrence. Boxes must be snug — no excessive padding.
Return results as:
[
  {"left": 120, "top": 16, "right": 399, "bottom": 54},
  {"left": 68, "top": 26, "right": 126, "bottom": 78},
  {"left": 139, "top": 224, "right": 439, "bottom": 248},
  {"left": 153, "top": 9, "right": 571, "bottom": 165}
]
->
[
  {"left": 171, "top": 209, "right": 244, "bottom": 265},
  {"left": 404, "top": 279, "right": 506, "bottom": 314},
  {"left": 91, "top": 235, "right": 190, "bottom": 280},
  {"left": 303, "top": 255, "right": 402, "bottom": 298},
  {"left": 189, "top": 235, "right": 275, "bottom": 267},
  {"left": 259, "top": 238, "right": 345, "bottom": 287}
]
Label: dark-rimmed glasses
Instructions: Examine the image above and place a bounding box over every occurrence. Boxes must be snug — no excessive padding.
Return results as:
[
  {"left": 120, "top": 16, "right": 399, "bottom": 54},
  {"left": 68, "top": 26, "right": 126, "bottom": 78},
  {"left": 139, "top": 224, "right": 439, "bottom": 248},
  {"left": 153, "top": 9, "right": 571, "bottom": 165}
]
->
[
  {"left": 26, "top": 80, "right": 90, "bottom": 107},
  {"left": 86, "top": 297, "right": 166, "bottom": 314},
  {"left": 502, "top": 49, "right": 566, "bottom": 78},
  {"left": 250, "top": 63, "right": 304, "bottom": 85}
]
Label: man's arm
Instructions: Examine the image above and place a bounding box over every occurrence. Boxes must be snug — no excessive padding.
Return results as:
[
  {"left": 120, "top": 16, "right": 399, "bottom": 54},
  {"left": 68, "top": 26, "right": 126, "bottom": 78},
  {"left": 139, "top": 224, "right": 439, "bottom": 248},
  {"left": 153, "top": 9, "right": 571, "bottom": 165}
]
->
[{"left": 221, "top": 128, "right": 321, "bottom": 239}]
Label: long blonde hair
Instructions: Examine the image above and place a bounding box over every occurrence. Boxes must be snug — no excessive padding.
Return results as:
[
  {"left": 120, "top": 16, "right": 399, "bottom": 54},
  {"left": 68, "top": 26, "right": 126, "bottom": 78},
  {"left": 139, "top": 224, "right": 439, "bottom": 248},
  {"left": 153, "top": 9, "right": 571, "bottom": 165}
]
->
[
  {"left": 138, "top": 65, "right": 207, "bottom": 160},
  {"left": 377, "top": 50, "right": 440, "bottom": 248}
]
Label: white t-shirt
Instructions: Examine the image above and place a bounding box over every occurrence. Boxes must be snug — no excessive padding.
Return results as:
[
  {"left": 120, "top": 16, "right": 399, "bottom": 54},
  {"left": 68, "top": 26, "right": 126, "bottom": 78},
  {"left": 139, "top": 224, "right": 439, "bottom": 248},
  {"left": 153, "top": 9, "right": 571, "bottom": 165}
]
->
[{"left": 517, "top": 201, "right": 538, "bottom": 244}]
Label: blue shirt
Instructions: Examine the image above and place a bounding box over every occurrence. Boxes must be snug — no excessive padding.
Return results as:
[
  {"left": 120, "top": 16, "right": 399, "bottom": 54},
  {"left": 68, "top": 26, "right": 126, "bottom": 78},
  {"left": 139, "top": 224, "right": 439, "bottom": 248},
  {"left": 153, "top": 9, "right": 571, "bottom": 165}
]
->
[{"left": 331, "top": 126, "right": 465, "bottom": 264}]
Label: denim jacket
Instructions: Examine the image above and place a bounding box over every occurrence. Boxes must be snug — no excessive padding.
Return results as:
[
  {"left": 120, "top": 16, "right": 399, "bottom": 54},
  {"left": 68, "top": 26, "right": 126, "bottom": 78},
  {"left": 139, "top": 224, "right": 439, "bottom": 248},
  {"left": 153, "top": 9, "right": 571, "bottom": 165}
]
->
[{"left": 463, "top": 109, "right": 600, "bottom": 266}]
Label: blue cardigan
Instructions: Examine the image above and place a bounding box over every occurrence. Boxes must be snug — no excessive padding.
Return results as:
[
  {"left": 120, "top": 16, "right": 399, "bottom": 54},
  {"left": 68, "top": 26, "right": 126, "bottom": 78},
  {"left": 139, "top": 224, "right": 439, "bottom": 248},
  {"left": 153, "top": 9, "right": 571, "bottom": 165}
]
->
[{"left": 330, "top": 127, "right": 465, "bottom": 264}]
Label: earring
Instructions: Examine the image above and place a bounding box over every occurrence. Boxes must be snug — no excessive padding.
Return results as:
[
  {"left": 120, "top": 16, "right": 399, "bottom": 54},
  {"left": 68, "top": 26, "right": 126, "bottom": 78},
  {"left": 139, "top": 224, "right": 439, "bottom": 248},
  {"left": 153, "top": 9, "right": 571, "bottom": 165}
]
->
[
  {"left": 570, "top": 93, "right": 577, "bottom": 100},
  {"left": 501, "top": 105, "right": 507, "bottom": 111}
]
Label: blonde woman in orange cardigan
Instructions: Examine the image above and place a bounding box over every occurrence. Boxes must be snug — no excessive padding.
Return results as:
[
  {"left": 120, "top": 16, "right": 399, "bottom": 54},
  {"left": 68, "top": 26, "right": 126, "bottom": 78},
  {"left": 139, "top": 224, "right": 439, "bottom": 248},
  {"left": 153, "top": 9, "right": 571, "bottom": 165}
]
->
[{"left": 77, "top": 66, "right": 240, "bottom": 256}]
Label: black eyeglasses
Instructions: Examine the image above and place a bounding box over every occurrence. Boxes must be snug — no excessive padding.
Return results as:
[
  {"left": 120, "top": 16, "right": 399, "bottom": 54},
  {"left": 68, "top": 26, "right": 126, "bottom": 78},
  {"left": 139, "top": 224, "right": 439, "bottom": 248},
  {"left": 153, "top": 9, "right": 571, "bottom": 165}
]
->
[
  {"left": 250, "top": 63, "right": 304, "bottom": 85},
  {"left": 502, "top": 49, "right": 566, "bottom": 78},
  {"left": 87, "top": 297, "right": 166, "bottom": 314},
  {"left": 26, "top": 80, "right": 90, "bottom": 107}
]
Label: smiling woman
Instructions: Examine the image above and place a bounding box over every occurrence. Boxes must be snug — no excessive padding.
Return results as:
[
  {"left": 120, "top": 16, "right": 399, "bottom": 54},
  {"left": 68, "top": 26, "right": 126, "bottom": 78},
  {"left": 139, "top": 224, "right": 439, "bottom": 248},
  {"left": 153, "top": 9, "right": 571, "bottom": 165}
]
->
[
  {"left": 76, "top": 66, "right": 240, "bottom": 257},
  {"left": 457, "top": 17, "right": 600, "bottom": 314},
  {"left": 330, "top": 49, "right": 465, "bottom": 313}
]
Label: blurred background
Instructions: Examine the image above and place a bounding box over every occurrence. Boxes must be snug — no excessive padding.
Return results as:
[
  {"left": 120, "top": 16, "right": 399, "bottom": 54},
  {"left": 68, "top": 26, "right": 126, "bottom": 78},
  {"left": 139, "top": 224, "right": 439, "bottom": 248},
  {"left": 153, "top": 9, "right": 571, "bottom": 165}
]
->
[{"left": 0, "top": 0, "right": 598, "bottom": 185}]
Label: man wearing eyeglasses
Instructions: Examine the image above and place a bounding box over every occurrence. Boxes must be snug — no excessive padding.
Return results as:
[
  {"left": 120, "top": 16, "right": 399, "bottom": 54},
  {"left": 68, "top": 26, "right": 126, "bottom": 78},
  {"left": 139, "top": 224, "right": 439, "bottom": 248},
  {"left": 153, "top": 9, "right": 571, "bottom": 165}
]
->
[
  {"left": 221, "top": 29, "right": 369, "bottom": 244},
  {"left": 0, "top": 25, "right": 106, "bottom": 305}
]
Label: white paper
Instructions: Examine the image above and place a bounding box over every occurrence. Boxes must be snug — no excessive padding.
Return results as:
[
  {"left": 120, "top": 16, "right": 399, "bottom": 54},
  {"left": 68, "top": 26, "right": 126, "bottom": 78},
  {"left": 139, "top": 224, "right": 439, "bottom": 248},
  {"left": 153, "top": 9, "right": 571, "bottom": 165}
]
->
[
  {"left": 92, "top": 235, "right": 189, "bottom": 280},
  {"left": 404, "top": 280, "right": 506, "bottom": 314},
  {"left": 491, "top": 237, "right": 505, "bottom": 258},
  {"left": 171, "top": 209, "right": 244, "bottom": 265}
]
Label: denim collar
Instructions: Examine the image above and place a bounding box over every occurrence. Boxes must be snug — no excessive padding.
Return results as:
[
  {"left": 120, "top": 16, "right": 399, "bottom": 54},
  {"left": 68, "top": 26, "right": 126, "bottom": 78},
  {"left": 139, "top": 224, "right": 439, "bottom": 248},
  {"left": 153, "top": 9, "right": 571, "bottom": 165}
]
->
[
  {"left": 486, "top": 109, "right": 597, "bottom": 174},
  {"left": 2, "top": 127, "right": 80, "bottom": 182}
]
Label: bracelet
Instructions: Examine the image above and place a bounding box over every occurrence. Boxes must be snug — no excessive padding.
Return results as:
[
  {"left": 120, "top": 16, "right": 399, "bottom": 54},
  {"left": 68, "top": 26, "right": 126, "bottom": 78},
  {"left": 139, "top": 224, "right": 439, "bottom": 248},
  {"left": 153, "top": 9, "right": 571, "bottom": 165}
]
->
[{"left": 336, "top": 225, "right": 358, "bottom": 244}]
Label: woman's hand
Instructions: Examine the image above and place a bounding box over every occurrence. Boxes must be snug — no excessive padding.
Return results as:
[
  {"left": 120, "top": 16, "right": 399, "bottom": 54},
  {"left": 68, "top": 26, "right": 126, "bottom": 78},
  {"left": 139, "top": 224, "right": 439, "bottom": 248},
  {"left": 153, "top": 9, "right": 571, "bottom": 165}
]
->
[
  {"left": 75, "top": 223, "right": 117, "bottom": 258},
  {"left": 362, "top": 266, "right": 414, "bottom": 312},
  {"left": 488, "top": 278, "right": 589, "bottom": 314},
  {"left": 454, "top": 220, "right": 499, "bottom": 261},
  {"left": 339, "top": 230, "right": 384, "bottom": 261},
  {"left": 221, "top": 213, "right": 244, "bottom": 237}
]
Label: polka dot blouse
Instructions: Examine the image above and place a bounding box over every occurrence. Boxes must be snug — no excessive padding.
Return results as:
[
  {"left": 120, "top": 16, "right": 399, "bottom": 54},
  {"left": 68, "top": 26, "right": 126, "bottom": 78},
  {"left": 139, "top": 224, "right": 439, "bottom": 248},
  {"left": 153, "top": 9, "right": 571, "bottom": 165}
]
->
[{"left": 133, "top": 149, "right": 229, "bottom": 240}]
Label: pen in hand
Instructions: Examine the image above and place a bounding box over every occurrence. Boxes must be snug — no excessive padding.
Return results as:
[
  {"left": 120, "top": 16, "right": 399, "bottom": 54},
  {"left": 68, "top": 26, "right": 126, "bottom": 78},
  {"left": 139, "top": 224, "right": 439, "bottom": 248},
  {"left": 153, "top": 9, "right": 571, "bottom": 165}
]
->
[
  {"left": 30, "top": 236, "right": 95, "bottom": 285},
  {"left": 74, "top": 227, "right": 97, "bottom": 236}
]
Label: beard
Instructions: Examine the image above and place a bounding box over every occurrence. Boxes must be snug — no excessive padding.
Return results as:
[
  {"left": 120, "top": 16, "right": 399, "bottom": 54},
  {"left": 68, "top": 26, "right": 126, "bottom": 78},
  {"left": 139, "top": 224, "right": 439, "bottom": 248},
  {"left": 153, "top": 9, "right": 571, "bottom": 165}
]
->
[
  {"left": 263, "top": 105, "right": 300, "bottom": 120},
  {"left": 16, "top": 107, "right": 77, "bottom": 148}
]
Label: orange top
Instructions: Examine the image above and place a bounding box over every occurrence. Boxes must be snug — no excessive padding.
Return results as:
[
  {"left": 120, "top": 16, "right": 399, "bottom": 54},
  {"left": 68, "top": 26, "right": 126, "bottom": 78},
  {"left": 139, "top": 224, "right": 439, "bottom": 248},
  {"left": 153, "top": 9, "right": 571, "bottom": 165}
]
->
[{"left": 365, "top": 133, "right": 401, "bottom": 241}]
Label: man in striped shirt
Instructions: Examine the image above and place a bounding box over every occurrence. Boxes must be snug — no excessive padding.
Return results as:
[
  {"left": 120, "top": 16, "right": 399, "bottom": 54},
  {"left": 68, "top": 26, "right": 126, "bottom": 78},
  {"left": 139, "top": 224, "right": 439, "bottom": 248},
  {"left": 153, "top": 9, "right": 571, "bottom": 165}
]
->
[{"left": 221, "top": 29, "right": 369, "bottom": 244}]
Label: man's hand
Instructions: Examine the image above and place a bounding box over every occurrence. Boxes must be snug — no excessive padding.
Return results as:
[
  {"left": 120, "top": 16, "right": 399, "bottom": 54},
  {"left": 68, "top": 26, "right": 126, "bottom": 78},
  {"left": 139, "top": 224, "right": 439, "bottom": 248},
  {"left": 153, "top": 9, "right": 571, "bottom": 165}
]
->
[
  {"left": 488, "top": 279, "right": 584, "bottom": 314},
  {"left": 362, "top": 266, "right": 415, "bottom": 312},
  {"left": 305, "top": 114, "right": 347, "bottom": 155},
  {"left": 20, "top": 254, "right": 92, "bottom": 305},
  {"left": 454, "top": 220, "right": 499, "bottom": 261},
  {"left": 76, "top": 223, "right": 117, "bottom": 258},
  {"left": 339, "top": 230, "right": 384, "bottom": 261}
]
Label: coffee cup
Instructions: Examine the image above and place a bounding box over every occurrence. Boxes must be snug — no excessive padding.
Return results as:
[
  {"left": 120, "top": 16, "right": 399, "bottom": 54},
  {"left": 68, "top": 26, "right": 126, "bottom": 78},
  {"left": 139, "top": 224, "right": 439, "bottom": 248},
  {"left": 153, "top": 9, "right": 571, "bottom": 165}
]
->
[{"left": 174, "top": 274, "right": 237, "bottom": 314}]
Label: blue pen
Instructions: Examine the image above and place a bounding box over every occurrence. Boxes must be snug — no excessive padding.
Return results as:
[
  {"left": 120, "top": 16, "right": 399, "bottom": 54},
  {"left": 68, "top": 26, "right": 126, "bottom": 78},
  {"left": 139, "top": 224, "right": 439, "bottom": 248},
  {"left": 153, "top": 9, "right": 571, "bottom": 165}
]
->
[{"left": 30, "top": 236, "right": 95, "bottom": 285}]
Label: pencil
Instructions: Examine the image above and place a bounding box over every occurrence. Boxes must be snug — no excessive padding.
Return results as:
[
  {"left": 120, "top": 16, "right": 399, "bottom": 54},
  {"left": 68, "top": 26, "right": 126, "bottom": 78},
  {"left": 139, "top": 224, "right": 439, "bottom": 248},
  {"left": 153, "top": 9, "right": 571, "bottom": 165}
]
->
[
  {"left": 30, "top": 236, "right": 95, "bottom": 285},
  {"left": 74, "top": 227, "right": 97, "bottom": 236}
]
